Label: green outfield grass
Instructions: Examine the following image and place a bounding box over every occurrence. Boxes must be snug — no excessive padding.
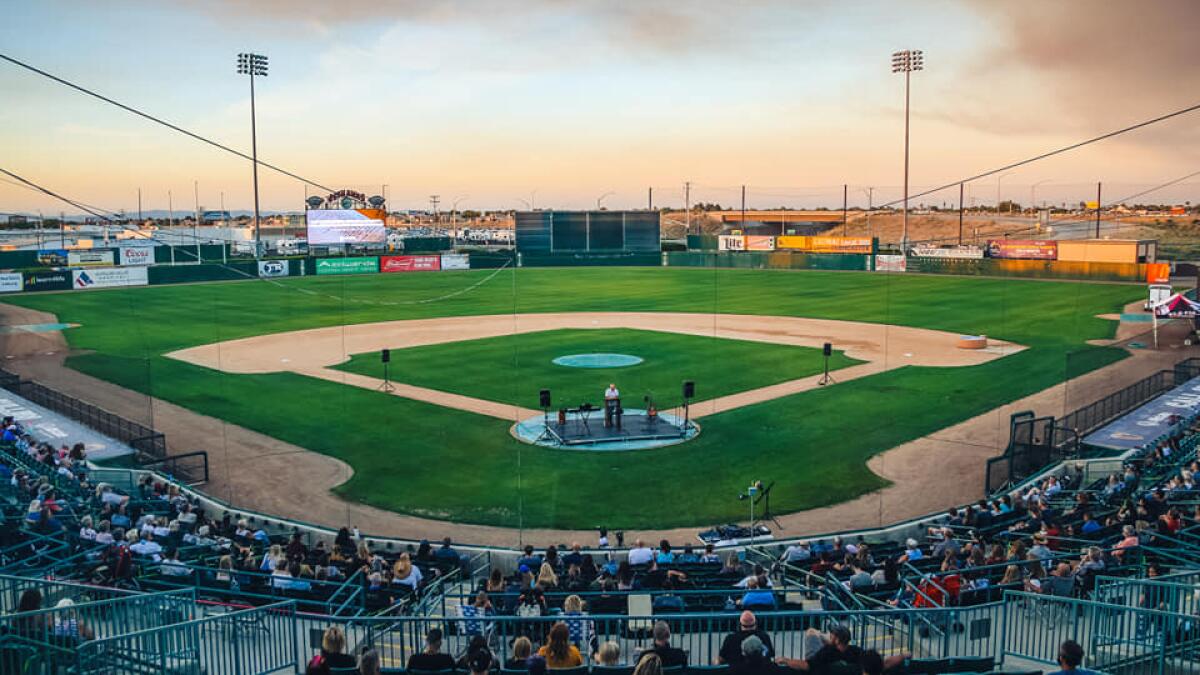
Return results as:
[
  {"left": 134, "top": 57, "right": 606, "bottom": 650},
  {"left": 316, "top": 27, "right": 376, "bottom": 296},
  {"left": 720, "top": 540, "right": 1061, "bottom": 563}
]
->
[
  {"left": 1, "top": 266, "right": 1141, "bottom": 528},
  {"left": 333, "top": 328, "right": 860, "bottom": 408}
]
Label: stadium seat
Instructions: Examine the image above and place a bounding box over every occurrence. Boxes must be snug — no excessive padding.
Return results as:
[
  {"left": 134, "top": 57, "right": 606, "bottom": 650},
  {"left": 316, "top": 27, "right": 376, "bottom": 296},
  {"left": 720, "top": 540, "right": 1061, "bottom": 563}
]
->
[
  {"left": 906, "top": 658, "right": 952, "bottom": 674},
  {"left": 591, "top": 666, "right": 634, "bottom": 675},
  {"left": 549, "top": 668, "right": 588, "bottom": 675},
  {"left": 946, "top": 656, "right": 994, "bottom": 673},
  {"left": 687, "top": 666, "right": 729, "bottom": 675}
]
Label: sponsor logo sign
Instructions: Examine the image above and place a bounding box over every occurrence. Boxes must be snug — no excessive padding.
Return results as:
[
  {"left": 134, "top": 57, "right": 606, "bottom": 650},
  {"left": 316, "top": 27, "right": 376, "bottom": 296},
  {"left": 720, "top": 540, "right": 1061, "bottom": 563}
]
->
[
  {"left": 912, "top": 246, "right": 984, "bottom": 259},
  {"left": 440, "top": 253, "right": 470, "bottom": 270},
  {"left": 71, "top": 266, "right": 149, "bottom": 289},
  {"left": 745, "top": 236, "right": 775, "bottom": 251},
  {"left": 718, "top": 235, "right": 745, "bottom": 251},
  {"left": 380, "top": 255, "right": 441, "bottom": 273},
  {"left": 314, "top": 257, "right": 378, "bottom": 275},
  {"left": 68, "top": 249, "right": 116, "bottom": 267},
  {"left": 0, "top": 272, "right": 24, "bottom": 293},
  {"left": 23, "top": 270, "right": 71, "bottom": 291},
  {"left": 875, "top": 254, "right": 907, "bottom": 272},
  {"left": 118, "top": 246, "right": 154, "bottom": 266},
  {"left": 986, "top": 239, "right": 1057, "bottom": 260},
  {"left": 257, "top": 260, "right": 289, "bottom": 278},
  {"left": 777, "top": 236, "right": 873, "bottom": 253},
  {"left": 37, "top": 249, "right": 69, "bottom": 266}
]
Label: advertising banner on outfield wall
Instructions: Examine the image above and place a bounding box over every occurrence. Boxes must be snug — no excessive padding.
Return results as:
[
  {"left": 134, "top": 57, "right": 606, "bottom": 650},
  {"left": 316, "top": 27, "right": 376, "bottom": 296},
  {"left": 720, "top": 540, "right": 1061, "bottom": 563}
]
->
[
  {"left": 23, "top": 270, "right": 71, "bottom": 291},
  {"left": 718, "top": 235, "right": 745, "bottom": 251},
  {"left": 257, "top": 260, "right": 290, "bottom": 278},
  {"left": 68, "top": 250, "right": 115, "bottom": 267},
  {"left": 776, "top": 236, "right": 873, "bottom": 254},
  {"left": 315, "top": 257, "right": 378, "bottom": 275},
  {"left": 913, "top": 246, "right": 984, "bottom": 259},
  {"left": 72, "top": 266, "right": 149, "bottom": 289},
  {"left": 440, "top": 253, "right": 470, "bottom": 270},
  {"left": 37, "top": 249, "right": 68, "bottom": 266},
  {"left": 986, "top": 239, "right": 1057, "bottom": 260},
  {"left": 381, "top": 255, "right": 441, "bottom": 273},
  {"left": 0, "top": 272, "right": 24, "bottom": 293},
  {"left": 875, "top": 254, "right": 907, "bottom": 272},
  {"left": 118, "top": 246, "right": 154, "bottom": 266},
  {"left": 745, "top": 236, "right": 775, "bottom": 251}
]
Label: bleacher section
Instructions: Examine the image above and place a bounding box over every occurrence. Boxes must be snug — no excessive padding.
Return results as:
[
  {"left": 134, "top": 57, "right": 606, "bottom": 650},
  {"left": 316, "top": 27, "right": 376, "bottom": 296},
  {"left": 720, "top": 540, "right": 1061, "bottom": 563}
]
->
[{"left": 1, "top": 391, "right": 1199, "bottom": 673}]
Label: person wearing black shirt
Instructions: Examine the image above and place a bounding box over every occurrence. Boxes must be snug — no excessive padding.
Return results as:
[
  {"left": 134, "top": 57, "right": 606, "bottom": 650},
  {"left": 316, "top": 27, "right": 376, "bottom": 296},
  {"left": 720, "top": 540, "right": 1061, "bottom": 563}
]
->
[
  {"left": 641, "top": 621, "right": 687, "bottom": 668},
  {"left": 718, "top": 611, "right": 775, "bottom": 665},
  {"left": 731, "top": 635, "right": 782, "bottom": 675},
  {"left": 407, "top": 628, "right": 457, "bottom": 672},
  {"left": 777, "top": 625, "right": 907, "bottom": 673}
]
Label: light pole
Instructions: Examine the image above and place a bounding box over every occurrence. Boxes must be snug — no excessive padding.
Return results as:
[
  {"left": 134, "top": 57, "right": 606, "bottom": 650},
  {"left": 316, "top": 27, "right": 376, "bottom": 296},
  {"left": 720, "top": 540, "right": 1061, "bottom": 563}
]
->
[
  {"left": 596, "top": 191, "right": 614, "bottom": 210},
  {"left": 892, "top": 49, "right": 923, "bottom": 252},
  {"left": 236, "top": 52, "right": 268, "bottom": 257},
  {"left": 996, "top": 172, "right": 1013, "bottom": 216},
  {"left": 1030, "top": 180, "right": 1051, "bottom": 213},
  {"left": 451, "top": 196, "right": 467, "bottom": 236}
]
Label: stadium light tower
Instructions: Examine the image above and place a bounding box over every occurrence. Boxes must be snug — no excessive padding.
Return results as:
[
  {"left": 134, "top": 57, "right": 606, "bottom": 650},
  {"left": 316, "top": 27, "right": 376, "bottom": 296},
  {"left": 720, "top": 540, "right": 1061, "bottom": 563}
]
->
[
  {"left": 891, "top": 49, "right": 923, "bottom": 252},
  {"left": 236, "top": 52, "right": 268, "bottom": 256}
]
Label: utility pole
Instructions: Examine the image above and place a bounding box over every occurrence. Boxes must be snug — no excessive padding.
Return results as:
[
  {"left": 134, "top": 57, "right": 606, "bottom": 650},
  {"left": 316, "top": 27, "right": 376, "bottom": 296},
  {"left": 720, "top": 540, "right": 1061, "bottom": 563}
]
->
[
  {"left": 958, "top": 182, "right": 964, "bottom": 245},
  {"left": 863, "top": 187, "right": 874, "bottom": 239},
  {"left": 892, "top": 49, "right": 923, "bottom": 252},
  {"left": 842, "top": 183, "right": 848, "bottom": 235},
  {"left": 1095, "top": 182, "right": 1102, "bottom": 238},
  {"left": 429, "top": 195, "right": 440, "bottom": 224},
  {"left": 740, "top": 185, "right": 746, "bottom": 229},
  {"left": 648, "top": 187, "right": 653, "bottom": 210},
  {"left": 137, "top": 188, "right": 142, "bottom": 223},
  {"left": 684, "top": 181, "right": 692, "bottom": 235}
]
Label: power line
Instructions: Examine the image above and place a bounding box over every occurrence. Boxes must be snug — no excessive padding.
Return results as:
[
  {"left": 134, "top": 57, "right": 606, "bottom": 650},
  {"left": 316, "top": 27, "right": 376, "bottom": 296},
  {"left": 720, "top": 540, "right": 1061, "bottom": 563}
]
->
[
  {"left": 878, "top": 101, "right": 1200, "bottom": 209},
  {"left": 0, "top": 52, "right": 335, "bottom": 194}
]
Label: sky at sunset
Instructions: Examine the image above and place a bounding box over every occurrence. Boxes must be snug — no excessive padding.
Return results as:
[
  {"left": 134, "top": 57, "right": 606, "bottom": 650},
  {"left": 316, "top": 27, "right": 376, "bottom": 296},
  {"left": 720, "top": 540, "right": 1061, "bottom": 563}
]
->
[{"left": 2, "top": 0, "right": 1198, "bottom": 215}]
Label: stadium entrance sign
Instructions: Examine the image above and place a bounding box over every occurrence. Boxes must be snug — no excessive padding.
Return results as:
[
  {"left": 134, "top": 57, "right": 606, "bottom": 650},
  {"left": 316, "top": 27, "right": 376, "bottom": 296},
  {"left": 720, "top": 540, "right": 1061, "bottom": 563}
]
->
[{"left": 315, "top": 257, "right": 378, "bottom": 275}]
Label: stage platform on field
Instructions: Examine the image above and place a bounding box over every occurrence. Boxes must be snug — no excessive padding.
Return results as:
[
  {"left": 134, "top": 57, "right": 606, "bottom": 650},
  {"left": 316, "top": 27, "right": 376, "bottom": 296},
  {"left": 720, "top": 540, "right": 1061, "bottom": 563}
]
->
[{"left": 512, "top": 408, "right": 699, "bottom": 451}]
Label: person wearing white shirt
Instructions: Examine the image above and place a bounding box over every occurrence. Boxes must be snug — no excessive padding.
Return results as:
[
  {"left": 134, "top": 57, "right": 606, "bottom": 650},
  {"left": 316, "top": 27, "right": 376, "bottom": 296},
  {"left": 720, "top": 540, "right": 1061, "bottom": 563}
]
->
[
  {"left": 605, "top": 384, "right": 620, "bottom": 401},
  {"left": 627, "top": 539, "right": 654, "bottom": 566}
]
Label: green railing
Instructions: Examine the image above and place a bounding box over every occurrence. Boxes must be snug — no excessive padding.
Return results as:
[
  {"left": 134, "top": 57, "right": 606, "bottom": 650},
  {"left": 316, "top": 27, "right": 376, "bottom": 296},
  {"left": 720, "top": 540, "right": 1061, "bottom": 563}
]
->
[
  {"left": 999, "top": 590, "right": 1200, "bottom": 674},
  {"left": 73, "top": 600, "right": 298, "bottom": 675},
  {"left": 0, "top": 572, "right": 141, "bottom": 614},
  {"left": 1093, "top": 576, "right": 1200, "bottom": 617},
  {"left": 0, "top": 588, "right": 197, "bottom": 646},
  {"left": 319, "top": 604, "right": 1006, "bottom": 671}
]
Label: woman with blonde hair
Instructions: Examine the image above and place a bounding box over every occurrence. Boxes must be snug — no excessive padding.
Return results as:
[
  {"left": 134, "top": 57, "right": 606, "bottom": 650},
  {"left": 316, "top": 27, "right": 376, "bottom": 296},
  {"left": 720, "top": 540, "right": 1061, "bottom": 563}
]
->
[
  {"left": 537, "top": 622, "right": 583, "bottom": 668},
  {"left": 505, "top": 636, "right": 534, "bottom": 669},
  {"left": 537, "top": 562, "right": 559, "bottom": 589},
  {"left": 561, "top": 594, "right": 595, "bottom": 652},
  {"left": 999, "top": 564, "right": 1022, "bottom": 586},
  {"left": 392, "top": 552, "right": 423, "bottom": 591},
  {"left": 306, "top": 625, "right": 356, "bottom": 674},
  {"left": 594, "top": 641, "right": 622, "bottom": 667},
  {"left": 633, "top": 652, "right": 663, "bottom": 675}
]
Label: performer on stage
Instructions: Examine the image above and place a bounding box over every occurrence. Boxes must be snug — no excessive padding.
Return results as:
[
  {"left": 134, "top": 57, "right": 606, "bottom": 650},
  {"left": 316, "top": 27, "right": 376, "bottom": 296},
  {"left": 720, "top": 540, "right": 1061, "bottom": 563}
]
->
[{"left": 604, "top": 383, "right": 621, "bottom": 428}]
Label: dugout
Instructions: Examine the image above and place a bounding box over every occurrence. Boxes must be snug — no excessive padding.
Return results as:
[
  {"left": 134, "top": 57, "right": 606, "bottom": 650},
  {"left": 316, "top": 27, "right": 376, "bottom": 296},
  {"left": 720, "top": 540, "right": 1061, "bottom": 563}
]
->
[{"left": 515, "top": 210, "right": 660, "bottom": 253}]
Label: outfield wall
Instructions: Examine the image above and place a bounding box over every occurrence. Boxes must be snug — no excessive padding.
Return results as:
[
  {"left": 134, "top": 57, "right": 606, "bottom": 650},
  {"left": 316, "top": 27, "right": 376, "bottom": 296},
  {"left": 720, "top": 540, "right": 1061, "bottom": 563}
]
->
[{"left": 666, "top": 251, "right": 1151, "bottom": 282}]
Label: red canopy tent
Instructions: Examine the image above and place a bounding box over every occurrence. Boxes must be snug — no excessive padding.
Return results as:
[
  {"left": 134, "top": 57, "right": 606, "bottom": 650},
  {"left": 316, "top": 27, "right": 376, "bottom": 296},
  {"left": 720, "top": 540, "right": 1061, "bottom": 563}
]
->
[
  {"left": 1150, "top": 292, "right": 1200, "bottom": 347},
  {"left": 1152, "top": 293, "right": 1200, "bottom": 318}
]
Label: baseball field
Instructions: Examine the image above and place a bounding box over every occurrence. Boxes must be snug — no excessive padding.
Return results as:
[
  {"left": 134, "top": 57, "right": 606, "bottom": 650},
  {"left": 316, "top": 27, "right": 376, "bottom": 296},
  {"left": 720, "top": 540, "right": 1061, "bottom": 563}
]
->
[{"left": 1, "top": 267, "right": 1140, "bottom": 529}]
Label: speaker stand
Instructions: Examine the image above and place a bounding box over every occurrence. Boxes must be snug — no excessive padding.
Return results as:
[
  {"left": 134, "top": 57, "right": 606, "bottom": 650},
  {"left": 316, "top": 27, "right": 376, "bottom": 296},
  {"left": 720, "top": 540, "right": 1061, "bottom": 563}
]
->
[
  {"left": 377, "top": 362, "right": 396, "bottom": 392},
  {"left": 817, "top": 354, "right": 836, "bottom": 386}
]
